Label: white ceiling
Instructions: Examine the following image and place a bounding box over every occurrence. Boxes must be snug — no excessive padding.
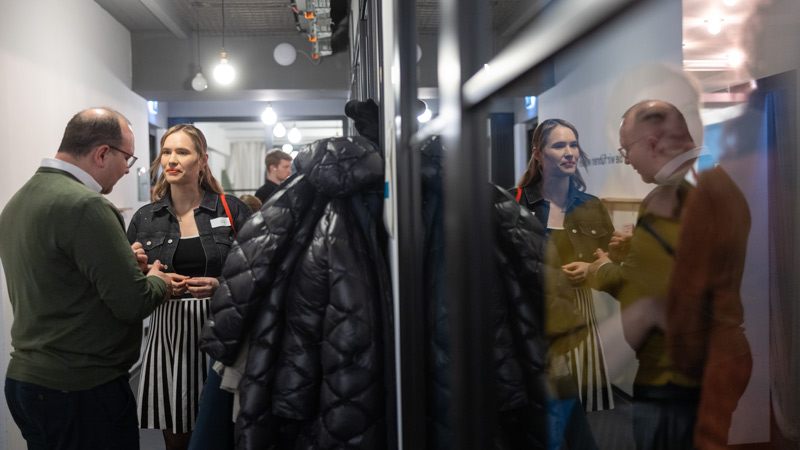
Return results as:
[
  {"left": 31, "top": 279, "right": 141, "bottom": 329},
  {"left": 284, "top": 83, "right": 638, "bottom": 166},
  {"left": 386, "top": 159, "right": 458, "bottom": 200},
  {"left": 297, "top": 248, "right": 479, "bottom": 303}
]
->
[
  {"left": 682, "top": 0, "right": 765, "bottom": 93},
  {"left": 95, "top": 0, "right": 765, "bottom": 105}
]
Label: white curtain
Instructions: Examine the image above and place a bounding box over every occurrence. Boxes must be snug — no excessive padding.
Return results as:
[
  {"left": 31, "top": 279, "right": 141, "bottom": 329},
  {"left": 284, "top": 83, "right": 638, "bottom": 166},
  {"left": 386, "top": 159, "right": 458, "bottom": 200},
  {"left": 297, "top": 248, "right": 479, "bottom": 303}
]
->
[{"left": 226, "top": 141, "right": 265, "bottom": 195}]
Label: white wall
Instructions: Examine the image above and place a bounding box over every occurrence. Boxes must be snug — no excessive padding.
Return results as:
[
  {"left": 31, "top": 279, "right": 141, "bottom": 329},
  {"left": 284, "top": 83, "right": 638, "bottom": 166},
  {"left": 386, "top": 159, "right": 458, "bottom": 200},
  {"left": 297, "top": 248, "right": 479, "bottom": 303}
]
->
[
  {"left": 538, "top": 0, "right": 685, "bottom": 201},
  {"left": 0, "top": 1, "right": 151, "bottom": 448}
]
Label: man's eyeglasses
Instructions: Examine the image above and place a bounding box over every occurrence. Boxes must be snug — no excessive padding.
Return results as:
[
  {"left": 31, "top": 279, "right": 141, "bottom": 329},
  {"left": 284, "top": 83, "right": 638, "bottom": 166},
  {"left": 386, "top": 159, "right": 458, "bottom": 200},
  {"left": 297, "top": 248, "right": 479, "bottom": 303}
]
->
[
  {"left": 617, "top": 135, "right": 649, "bottom": 159},
  {"left": 108, "top": 145, "right": 138, "bottom": 168}
]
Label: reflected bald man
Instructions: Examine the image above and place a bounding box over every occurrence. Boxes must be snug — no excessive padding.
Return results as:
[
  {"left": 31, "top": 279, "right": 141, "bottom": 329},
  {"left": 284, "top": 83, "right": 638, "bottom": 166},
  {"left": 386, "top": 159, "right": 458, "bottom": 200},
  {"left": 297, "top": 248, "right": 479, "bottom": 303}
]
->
[{"left": 590, "top": 100, "right": 703, "bottom": 450}]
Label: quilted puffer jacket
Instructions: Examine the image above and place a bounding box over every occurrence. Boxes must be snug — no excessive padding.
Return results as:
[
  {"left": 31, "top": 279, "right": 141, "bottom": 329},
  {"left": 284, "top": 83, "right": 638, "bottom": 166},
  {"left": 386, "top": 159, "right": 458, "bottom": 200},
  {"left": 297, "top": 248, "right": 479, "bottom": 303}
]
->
[
  {"left": 200, "top": 136, "right": 394, "bottom": 450},
  {"left": 421, "top": 137, "right": 547, "bottom": 450}
]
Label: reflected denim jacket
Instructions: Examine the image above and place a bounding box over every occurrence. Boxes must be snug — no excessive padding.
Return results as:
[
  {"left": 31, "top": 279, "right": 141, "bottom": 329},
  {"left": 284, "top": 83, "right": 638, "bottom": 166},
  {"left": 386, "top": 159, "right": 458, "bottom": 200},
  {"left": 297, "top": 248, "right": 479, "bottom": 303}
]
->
[
  {"left": 126, "top": 189, "right": 251, "bottom": 278},
  {"left": 516, "top": 182, "right": 614, "bottom": 261}
]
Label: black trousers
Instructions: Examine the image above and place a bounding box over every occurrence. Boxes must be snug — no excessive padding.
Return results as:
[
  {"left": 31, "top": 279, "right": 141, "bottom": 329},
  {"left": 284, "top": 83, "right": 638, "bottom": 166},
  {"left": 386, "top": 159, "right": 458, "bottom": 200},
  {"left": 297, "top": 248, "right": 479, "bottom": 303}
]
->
[
  {"left": 5, "top": 375, "right": 139, "bottom": 450},
  {"left": 632, "top": 384, "right": 700, "bottom": 450}
]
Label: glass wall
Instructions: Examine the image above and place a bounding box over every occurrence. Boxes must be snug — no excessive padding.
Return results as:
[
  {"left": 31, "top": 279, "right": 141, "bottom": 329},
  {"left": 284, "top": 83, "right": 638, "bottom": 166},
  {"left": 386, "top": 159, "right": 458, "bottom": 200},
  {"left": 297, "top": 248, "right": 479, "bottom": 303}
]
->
[{"left": 384, "top": 0, "right": 800, "bottom": 448}]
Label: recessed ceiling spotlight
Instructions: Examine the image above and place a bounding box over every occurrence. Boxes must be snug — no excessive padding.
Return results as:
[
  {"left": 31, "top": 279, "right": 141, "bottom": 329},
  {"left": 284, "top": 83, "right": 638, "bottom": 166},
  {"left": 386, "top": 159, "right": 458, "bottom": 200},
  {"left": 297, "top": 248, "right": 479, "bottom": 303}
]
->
[{"left": 705, "top": 18, "right": 724, "bottom": 35}]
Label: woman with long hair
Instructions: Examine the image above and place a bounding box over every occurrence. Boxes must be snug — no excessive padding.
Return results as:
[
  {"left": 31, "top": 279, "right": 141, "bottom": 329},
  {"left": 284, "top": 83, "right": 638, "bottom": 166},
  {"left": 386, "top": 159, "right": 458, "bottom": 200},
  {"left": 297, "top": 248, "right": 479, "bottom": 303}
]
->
[
  {"left": 514, "top": 118, "right": 615, "bottom": 448},
  {"left": 127, "top": 124, "right": 250, "bottom": 450}
]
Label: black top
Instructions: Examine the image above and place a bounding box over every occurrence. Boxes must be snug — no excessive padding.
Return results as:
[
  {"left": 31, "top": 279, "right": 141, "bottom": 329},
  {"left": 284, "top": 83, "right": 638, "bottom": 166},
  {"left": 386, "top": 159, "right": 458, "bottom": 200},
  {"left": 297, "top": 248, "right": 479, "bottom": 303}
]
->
[
  {"left": 172, "top": 236, "right": 206, "bottom": 278},
  {"left": 547, "top": 228, "right": 574, "bottom": 267},
  {"left": 254, "top": 179, "right": 280, "bottom": 203}
]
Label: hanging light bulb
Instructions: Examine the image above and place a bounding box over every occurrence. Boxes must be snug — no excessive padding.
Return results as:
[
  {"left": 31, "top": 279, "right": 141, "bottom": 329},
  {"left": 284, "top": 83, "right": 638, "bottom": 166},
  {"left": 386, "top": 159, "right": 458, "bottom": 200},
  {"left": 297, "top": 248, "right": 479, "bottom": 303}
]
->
[
  {"left": 288, "top": 125, "right": 302, "bottom": 144},
  {"left": 282, "top": 143, "right": 293, "bottom": 153},
  {"left": 273, "top": 123, "right": 287, "bottom": 138},
  {"left": 213, "top": 0, "right": 235, "bottom": 85},
  {"left": 705, "top": 18, "right": 723, "bottom": 35},
  {"left": 191, "top": 5, "right": 208, "bottom": 91},
  {"left": 192, "top": 72, "right": 208, "bottom": 91},
  {"left": 214, "top": 52, "right": 235, "bottom": 84},
  {"left": 261, "top": 103, "right": 278, "bottom": 125}
]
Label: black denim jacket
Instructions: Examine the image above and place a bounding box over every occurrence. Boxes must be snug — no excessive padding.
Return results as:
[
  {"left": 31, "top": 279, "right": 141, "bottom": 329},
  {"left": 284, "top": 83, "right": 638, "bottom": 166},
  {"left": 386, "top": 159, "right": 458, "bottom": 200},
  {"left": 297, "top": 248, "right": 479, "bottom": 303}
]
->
[
  {"left": 126, "top": 190, "right": 251, "bottom": 278},
  {"left": 515, "top": 181, "right": 614, "bottom": 262}
]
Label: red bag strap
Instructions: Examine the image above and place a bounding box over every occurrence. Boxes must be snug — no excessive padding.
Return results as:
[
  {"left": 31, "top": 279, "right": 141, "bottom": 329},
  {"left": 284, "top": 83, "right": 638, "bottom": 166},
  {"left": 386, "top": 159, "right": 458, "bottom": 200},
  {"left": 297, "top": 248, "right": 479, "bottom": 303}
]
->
[
  {"left": 515, "top": 187, "right": 523, "bottom": 202},
  {"left": 220, "top": 194, "right": 237, "bottom": 236}
]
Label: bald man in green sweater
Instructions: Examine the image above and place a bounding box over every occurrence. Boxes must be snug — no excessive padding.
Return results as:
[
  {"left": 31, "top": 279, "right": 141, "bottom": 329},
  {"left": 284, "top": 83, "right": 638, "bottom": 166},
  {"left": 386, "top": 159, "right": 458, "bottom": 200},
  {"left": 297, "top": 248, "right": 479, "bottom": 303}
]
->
[{"left": 0, "top": 107, "right": 173, "bottom": 449}]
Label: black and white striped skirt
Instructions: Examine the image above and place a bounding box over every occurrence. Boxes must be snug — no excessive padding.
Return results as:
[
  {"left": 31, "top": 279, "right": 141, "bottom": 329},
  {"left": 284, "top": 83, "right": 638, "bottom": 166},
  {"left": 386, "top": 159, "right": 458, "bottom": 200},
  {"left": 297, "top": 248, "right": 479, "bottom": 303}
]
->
[
  {"left": 137, "top": 297, "right": 211, "bottom": 433},
  {"left": 567, "top": 287, "right": 614, "bottom": 412}
]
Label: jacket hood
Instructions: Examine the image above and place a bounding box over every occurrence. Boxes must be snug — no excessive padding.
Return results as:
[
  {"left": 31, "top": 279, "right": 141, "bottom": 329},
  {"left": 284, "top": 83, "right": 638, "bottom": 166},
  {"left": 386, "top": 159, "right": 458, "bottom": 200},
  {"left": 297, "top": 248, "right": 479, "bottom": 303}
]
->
[{"left": 294, "top": 136, "right": 384, "bottom": 198}]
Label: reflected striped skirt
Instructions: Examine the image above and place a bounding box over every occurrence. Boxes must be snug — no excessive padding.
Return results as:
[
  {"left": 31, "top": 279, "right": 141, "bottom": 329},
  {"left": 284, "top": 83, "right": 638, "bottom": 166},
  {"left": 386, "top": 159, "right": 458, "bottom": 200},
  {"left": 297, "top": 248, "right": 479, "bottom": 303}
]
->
[
  {"left": 138, "top": 297, "right": 211, "bottom": 433},
  {"left": 567, "top": 287, "right": 614, "bottom": 412}
]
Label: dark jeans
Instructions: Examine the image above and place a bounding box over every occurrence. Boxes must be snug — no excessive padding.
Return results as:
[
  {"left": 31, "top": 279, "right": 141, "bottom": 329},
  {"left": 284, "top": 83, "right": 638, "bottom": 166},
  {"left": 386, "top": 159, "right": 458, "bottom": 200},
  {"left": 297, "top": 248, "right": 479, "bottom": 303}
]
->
[
  {"left": 632, "top": 384, "right": 700, "bottom": 450},
  {"left": 5, "top": 375, "right": 139, "bottom": 450},
  {"left": 187, "top": 359, "right": 234, "bottom": 450}
]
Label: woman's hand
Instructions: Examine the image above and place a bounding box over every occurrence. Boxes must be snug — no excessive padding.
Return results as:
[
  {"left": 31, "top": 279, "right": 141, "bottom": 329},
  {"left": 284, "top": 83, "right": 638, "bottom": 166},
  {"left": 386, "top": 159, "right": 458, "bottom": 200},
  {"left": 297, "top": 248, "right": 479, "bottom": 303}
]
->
[
  {"left": 169, "top": 273, "right": 191, "bottom": 297},
  {"left": 562, "top": 261, "right": 590, "bottom": 285},
  {"left": 185, "top": 277, "right": 220, "bottom": 299}
]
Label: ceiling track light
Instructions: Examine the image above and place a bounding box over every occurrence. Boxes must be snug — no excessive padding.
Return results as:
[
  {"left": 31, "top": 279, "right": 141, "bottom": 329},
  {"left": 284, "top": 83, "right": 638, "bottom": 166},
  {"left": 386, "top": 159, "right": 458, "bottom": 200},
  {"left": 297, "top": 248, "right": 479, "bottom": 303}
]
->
[{"left": 213, "top": 0, "right": 235, "bottom": 85}]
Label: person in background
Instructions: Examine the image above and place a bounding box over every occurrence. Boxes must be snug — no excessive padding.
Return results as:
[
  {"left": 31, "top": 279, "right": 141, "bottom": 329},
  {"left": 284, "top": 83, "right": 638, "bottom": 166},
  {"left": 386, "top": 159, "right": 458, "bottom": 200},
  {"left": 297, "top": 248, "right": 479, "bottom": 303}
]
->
[
  {"left": 254, "top": 148, "right": 292, "bottom": 203},
  {"left": 589, "top": 99, "right": 703, "bottom": 450},
  {"left": 238, "top": 193, "right": 262, "bottom": 213},
  {"left": 514, "top": 118, "right": 614, "bottom": 450},
  {"left": 0, "top": 107, "right": 172, "bottom": 449},
  {"left": 127, "top": 123, "right": 250, "bottom": 450}
]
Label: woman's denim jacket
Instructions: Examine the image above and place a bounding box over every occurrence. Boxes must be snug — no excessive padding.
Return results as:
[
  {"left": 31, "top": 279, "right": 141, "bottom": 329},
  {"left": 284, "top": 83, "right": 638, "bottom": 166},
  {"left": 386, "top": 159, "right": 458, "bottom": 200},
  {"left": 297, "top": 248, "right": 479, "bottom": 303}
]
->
[
  {"left": 516, "top": 182, "right": 614, "bottom": 262},
  {"left": 126, "top": 190, "right": 251, "bottom": 278}
]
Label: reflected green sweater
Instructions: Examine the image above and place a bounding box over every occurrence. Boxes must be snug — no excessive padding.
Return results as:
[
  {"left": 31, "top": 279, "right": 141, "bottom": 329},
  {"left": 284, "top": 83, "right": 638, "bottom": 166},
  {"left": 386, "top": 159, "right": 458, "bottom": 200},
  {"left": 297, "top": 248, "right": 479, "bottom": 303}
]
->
[
  {"left": 0, "top": 167, "right": 167, "bottom": 390},
  {"left": 594, "top": 184, "right": 700, "bottom": 389}
]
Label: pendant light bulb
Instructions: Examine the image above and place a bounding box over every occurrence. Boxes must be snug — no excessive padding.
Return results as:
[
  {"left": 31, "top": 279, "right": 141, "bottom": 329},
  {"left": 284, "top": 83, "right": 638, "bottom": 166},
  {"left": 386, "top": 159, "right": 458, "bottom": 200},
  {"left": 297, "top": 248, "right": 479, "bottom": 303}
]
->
[
  {"left": 214, "top": 52, "right": 235, "bottom": 85},
  {"left": 192, "top": 71, "right": 208, "bottom": 91},
  {"left": 288, "top": 125, "right": 302, "bottom": 144},
  {"left": 261, "top": 104, "right": 278, "bottom": 125},
  {"left": 273, "top": 123, "right": 287, "bottom": 138},
  {"left": 191, "top": 6, "right": 206, "bottom": 92}
]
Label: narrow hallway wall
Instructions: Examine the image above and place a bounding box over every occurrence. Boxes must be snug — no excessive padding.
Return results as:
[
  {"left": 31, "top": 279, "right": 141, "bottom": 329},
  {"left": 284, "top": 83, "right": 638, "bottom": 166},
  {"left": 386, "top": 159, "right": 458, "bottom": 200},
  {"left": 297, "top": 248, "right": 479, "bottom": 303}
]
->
[{"left": 0, "top": 1, "right": 153, "bottom": 448}]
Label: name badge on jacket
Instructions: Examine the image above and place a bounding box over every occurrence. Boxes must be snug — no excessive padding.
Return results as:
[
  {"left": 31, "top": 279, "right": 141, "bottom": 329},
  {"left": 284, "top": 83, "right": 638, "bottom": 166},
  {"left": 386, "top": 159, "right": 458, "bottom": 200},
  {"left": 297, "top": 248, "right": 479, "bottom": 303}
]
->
[{"left": 210, "top": 217, "right": 231, "bottom": 228}]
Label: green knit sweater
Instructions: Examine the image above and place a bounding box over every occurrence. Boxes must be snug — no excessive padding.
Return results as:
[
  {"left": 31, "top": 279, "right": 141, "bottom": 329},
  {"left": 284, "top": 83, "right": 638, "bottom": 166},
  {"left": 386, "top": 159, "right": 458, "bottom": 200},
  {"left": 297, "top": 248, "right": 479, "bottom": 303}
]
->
[{"left": 0, "top": 167, "right": 167, "bottom": 390}]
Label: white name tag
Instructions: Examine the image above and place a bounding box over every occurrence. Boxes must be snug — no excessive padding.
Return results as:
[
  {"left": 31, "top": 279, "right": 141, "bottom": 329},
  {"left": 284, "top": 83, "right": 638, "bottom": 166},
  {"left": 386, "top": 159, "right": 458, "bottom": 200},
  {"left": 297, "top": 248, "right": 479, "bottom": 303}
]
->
[{"left": 210, "top": 217, "right": 231, "bottom": 228}]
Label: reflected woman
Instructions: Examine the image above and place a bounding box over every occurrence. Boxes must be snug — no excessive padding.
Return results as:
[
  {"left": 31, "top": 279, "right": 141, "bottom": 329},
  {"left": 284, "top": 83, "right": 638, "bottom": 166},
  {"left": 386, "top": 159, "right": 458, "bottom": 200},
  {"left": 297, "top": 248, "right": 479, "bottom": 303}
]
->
[
  {"left": 127, "top": 124, "right": 250, "bottom": 450},
  {"left": 514, "top": 119, "right": 614, "bottom": 446}
]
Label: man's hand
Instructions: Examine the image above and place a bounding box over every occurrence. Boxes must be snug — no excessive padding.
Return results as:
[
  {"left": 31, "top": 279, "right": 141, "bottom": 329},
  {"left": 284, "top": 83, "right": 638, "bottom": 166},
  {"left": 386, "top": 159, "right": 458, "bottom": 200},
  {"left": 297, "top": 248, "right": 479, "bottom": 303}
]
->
[
  {"left": 184, "top": 277, "right": 220, "bottom": 299},
  {"left": 608, "top": 230, "right": 632, "bottom": 262},
  {"left": 588, "top": 248, "right": 613, "bottom": 278},
  {"left": 131, "top": 242, "right": 148, "bottom": 272},
  {"left": 147, "top": 260, "right": 173, "bottom": 303}
]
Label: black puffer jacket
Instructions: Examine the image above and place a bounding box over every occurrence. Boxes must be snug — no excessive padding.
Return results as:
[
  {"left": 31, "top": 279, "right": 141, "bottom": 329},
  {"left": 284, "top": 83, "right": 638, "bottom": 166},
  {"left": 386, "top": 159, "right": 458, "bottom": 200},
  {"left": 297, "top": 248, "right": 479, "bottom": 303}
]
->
[
  {"left": 421, "top": 137, "right": 547, "bottom": 450},
  {"left": 200, "top": 136, "right": 394, "bottom": 450}
]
